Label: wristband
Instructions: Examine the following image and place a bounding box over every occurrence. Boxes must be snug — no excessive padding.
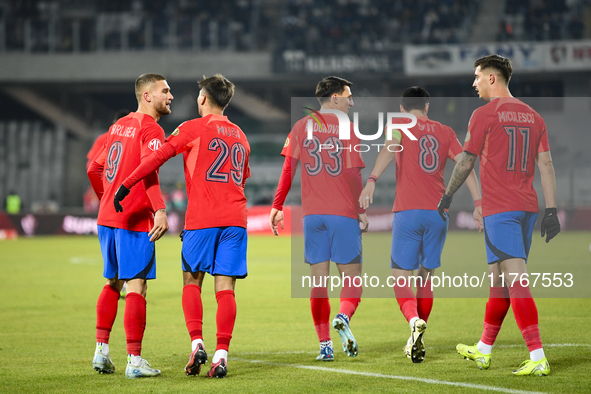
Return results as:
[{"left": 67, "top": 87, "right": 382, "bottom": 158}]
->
[
  {"left": 474, "top": 199, "right": 482, "bottom": 208},
  {"left": 368, "top": 175, "right": 378, "bottom": 183}
]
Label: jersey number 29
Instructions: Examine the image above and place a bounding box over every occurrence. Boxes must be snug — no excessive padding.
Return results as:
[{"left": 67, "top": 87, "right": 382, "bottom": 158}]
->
[{"left": 206, "top": 138, "right": 247, "bottom": 186}]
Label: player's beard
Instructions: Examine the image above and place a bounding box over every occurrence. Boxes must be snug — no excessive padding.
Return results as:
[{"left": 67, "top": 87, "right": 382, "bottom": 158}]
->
[{"left": 155, "top": 101, "right": 172, "bottom": 116}]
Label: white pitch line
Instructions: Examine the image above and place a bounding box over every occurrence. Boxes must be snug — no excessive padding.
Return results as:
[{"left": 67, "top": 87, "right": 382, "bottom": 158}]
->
[
  {"left": 497, "top": 343, "right": 591, "bottom": 348},
  {"left": 232, "top": 343, "right": 590, "bottom": 356},
  {"left": 233, "top": 358, "right": 546, "bottom": 394}
]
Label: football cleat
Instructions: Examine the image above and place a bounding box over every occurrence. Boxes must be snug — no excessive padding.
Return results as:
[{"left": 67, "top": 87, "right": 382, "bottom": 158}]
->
[
  {"left": 512, "top": 358, "right": 550, "bottom": 376},
  {"left": 332, "top": 313, "right": 358, "bottom": 357},
  {"left": 316, "top": 345, "right": 334, "bottom": 361},
  {"left": 185, "top": 343, "right": 208, "bottom": 376},
  {"left": 92, "top": 350, "right": 115, "bottom": 374},
  {"left": 403, "top": 343, "right": 412, "bottom": 359},
  {"left": 125, "top": 357, "right": 161, "bottom": 379},
  {"left": 206, "top": 358, "right": 227, "bottom": 378},
  {"left": 410, "top": 318, "right": 427, "bottom": 363},
  {"left": 456, "top": 343, "right": 491, "bottom": 370}
]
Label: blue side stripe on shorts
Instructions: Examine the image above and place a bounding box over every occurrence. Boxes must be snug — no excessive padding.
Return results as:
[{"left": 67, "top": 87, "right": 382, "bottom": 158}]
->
[
  {"left": 130, "top": 252, "right": 155, "bottom": 280},
  {"left": 391, "top": 257, "right": 403, "bottom": 270},
  {"left": 181, "top": 253, "right": 192, "bottom": 273},
  {"left": 484, "top": 227, "right": 516, "bottom": 263}
]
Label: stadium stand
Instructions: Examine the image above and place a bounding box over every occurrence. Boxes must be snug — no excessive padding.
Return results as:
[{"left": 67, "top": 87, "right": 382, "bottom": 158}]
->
[
  {"left": 1, "top": 0, "right": 591, "bottom": 213},
  {"left": 500, "top": 0, "right": 589, "bottom": 41}
]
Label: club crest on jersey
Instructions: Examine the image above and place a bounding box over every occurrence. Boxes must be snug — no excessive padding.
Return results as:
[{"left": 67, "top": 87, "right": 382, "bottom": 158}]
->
[
  {"left": 284, "top": 137, "right": 290, "bottom": 148},
  {"left": 148, "top": 138, "right": 162, "bottom": 151},
  {"left": 465, "top": 131, "right": 471, "bottom": 143}
]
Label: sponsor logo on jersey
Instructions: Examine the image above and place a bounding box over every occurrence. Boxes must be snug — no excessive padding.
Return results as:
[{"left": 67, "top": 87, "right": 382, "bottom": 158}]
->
[{"left": 148, "top": 138, "right": 162, "bottom": 151}]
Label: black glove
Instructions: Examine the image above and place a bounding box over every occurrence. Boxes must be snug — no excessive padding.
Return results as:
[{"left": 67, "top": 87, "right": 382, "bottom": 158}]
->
[
  {"left": 113, "top": 184, "right": 130, "bottom": 213},
  {"left": 179, "top": 230, "right": 185, "bottom": 242},
  {"left": 437, "top": 194, "right": 452, "bottom": 221},
  {"left": 540, "top": 207, "right": 560, "bottom": 243}
]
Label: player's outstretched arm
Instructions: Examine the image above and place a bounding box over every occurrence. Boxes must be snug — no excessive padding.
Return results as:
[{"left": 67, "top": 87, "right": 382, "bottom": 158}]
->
[
  {"left": 148, "top": 208, "right": 168, "bottom": 241},
  {"left": 438, "top": 151, "right": 477, "bottom": 221},
  {"left": 359, "top": 182, "right": 375, "bottom": 209},
  {"left": 537, "top": 151, "right": 560, "bottom": 242},
  {"left": 270, "top": 156, "right": 298, "bottom": 236},
  {"left": 453, "top": 152, "right": 483, "bottom": 232},
  {"left": 114, "top": 143, "right": 177, "bottom": 213},
  {"left": 359, "top": 137, "right": 398, "bottom": 209},
  {"left": 269, "top": 208, "right": 284, "bottom": 236}
]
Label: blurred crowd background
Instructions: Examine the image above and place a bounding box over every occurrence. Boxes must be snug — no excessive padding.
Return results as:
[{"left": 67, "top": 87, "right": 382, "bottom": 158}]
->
[{"left": 1, "top": 0, "right": 591, "bottom": 224}]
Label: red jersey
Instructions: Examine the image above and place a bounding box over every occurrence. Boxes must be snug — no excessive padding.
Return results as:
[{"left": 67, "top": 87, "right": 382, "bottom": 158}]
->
[
  {"left": 281, "top": 114, "right": 365, "bottom": 219},
  {"left": 167, "top": 114, "right": 251, "bottom": 230},
  {"left": 86, "top": 132, "right": 108, "bottom": 169},
  {"left": 393, "top": 115, "right": 463, "bottom": 212},
  {"left": 463, "top": 97, "right": 550, "bottom": 217},
  {"left": 88, "top": 112, "right": 166, "bottom": 232}
]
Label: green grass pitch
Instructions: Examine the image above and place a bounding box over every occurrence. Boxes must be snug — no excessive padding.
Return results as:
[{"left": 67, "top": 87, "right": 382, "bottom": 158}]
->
[{"left": 0, "top": 232, "right": 590, "bottom": 393}]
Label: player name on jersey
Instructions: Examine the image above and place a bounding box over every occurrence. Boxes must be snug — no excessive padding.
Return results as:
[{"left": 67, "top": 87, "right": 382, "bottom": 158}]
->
[
  {"left": 216, "top": 125, "right": 241, "bottom": 139},
  {"left": 110, "top": 124, "right": 137, "bottom": 138},
  {"left": 498, "top": 111, "right": 535, "bottom": 124},
  {"left": 308, "top": 122, "right": 339, "bottom": 135}
]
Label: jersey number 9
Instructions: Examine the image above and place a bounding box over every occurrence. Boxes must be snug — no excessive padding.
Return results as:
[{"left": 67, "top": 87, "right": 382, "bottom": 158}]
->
[{"left": 105, "top": 141, "right": 123, "bottom": 184}]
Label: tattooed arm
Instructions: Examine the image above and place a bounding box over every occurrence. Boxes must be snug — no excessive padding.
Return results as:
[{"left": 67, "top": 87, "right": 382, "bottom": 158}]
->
[
  {"left": 445, "top": 151, "right": 477, "bottom": 197},
  {"left": 437, "top": 151, "right": 478, "bottom": 221}
]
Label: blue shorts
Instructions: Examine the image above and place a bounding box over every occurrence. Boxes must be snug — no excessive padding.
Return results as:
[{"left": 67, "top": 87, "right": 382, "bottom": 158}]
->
[
  {"left": 483, "top": 211, "right": 537, "bottom": 264},
  {"left": 391, "top": 210, "right": 448, "bottom": 271},
  {"left": 97, "top": 225, "right": 156, "bottom": 280},
  {"left": 303, "top": 215, "right": 362, "bottom": 265},
  {"left": 181, "top": 227, "right": 248, "bottom": 278}
]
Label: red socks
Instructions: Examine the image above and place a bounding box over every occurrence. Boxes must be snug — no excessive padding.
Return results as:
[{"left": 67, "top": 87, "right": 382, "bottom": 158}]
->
[
  {"left": 480, "top": 287, "right": 511, "bottom": 346},
  {"left": 182, "top": 284, "right": 203, "bottom": 341},
  {"left": 394, "top": 284, "right": 418, "bottom": 322},
  {"left": 509, "top": 282, "right": 542, "bottom": 352},
  {"left": 215, "top": 290, "right": 236, "bottom": 351},
  {"left": 416, "top": 280, "right": 433, "bottom": 322},
  {"left": 310, "top": 287, "right": 331, "bottom": 342},
  {"left": 339, "top": 282, "right": 362, "bottom": 320},
  {"left": 124, "top": 292, "right": 146, "bottom": 356},
  {"left": 96, "top": 284, "right": 120, "bottom": 343}
]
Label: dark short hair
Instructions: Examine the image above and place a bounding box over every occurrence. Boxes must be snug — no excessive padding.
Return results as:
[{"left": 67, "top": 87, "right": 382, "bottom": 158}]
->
[
  {"left": 112, "top": 109, "right": 130, "bottom": 124},
  {"left": 135, "top": 73, "right": 167, "bottom": 101},
  {"left": 315, "top": 76, "right": 353, "bottom": 104},
  {"left": 474, "top": 54, "right": 513, "bottom": 84},
  {"left": 401, "top": 86, "right": 430, "bottom": 112},
  {"left": 198, "top": 74, "right": 235, "bottom": 109}
]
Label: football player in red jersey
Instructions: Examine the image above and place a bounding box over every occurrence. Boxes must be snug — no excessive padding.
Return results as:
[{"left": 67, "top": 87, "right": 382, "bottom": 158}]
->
[
  {"left": 359, "top": 86, "right": 482, "bottom": 363},
  {"left": 114, "top": 74, "right": 250, "bottom": 379},
  {"left": 438, "top": 55, "right": 560, "bottom": 376},
  {"left": 87, "top": 74, "right": 172, "bottom": 378},
  {"left": 86, "top": 109, "right": 131, "bottom": 294},
  {"left": 87, "top": 109, "right": 131, "bottom": 170},
  {"left": 270, "top": 76, "right": 368, "bottom": 361}
]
